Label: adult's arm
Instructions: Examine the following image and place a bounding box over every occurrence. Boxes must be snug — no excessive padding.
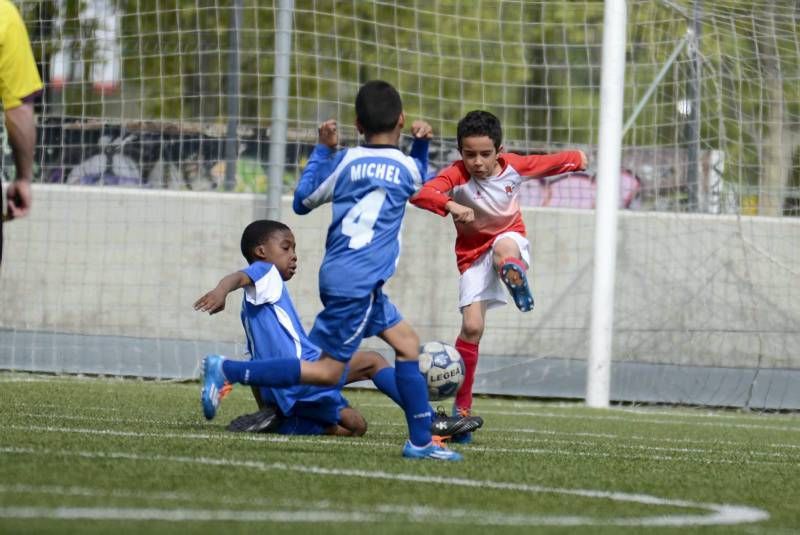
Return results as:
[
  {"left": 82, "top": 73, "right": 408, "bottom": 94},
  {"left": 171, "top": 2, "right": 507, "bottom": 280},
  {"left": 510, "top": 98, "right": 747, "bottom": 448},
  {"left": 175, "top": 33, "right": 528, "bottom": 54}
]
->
[{"left": 4, "top": 103, "right": 35, "bottom": 218}]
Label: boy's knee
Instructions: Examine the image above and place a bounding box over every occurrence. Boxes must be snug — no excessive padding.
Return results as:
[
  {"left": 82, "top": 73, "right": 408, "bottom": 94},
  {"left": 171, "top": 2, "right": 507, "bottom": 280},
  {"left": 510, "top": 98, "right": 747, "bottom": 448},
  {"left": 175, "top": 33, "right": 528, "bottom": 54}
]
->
[
  {"left": 492, "top": 238, "right": 522, "bottom": 266},
  {"left": 461, "top": 319, "right": 484, "bottom": 341}
]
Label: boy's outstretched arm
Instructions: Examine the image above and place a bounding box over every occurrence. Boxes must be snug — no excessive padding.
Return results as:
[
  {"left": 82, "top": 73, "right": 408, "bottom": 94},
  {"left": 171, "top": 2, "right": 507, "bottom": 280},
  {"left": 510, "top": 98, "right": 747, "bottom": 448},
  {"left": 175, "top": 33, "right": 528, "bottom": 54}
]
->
[
  {"left": 194, "top": 271, "right": 253, "bottom": 314},
  {"left": 507, "top": 150, "right": 587, "bottom": 179},
  {"left": 293, "top": 119, "right": 346, "bottom": 215}
]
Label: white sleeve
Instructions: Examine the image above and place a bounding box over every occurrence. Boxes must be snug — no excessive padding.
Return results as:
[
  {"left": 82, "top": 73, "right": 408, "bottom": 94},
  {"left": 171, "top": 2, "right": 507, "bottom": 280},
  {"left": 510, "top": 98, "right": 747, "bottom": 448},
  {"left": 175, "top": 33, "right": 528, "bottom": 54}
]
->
[{"left": 243, "top": 264, "right": 284, "bottom": 305}]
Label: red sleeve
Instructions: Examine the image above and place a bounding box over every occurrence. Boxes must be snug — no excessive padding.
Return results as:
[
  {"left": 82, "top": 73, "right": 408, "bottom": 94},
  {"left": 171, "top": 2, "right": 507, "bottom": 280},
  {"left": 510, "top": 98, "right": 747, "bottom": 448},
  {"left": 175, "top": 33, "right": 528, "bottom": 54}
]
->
[
  {"left": 409, "top": 162, "right": 470, "bottom": 216},
  {"left": 502, "top": 151, "right": 585, "bottom": 179}
]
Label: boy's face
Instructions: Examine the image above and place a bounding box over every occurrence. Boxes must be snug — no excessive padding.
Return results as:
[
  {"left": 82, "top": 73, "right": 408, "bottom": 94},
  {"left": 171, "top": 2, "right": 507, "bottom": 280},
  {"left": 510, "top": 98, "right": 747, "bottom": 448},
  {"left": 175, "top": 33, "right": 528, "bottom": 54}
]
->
[
  {"left": 255, "top": 230, "right": 298, "bottom": 281},
  {"left": 459, "top": 135, "right": 502, "bottom": 179}
]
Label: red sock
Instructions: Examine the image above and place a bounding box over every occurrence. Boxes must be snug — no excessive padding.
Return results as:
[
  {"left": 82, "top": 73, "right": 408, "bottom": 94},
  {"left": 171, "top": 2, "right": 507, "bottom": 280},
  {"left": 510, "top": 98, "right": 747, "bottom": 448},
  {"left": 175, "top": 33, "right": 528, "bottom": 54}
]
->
[{"left": 454, "top": 337, "right": 479, "bottom": 411}]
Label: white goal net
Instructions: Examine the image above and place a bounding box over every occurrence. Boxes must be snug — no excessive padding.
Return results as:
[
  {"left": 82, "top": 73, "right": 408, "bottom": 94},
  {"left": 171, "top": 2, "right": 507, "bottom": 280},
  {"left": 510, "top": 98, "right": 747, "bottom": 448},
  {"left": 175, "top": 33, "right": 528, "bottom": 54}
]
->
[{"left": 1, "top": 0, "right": 798, "bottom": 409}]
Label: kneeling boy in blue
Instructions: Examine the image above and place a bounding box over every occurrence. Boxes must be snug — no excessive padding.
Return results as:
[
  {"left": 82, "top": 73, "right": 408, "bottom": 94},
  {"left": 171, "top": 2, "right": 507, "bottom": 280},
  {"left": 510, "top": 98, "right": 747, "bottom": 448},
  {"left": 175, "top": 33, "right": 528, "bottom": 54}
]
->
[{"left": 195, "top": 219, "right": 362, "bottom": 435}]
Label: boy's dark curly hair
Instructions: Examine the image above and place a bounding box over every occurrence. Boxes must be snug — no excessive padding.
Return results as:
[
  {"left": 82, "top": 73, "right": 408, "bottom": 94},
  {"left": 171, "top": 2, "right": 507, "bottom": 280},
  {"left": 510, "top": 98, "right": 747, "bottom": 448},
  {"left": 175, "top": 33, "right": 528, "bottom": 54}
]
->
[{"left": 457, "top": 110, "right": 502, "bottom": 151}]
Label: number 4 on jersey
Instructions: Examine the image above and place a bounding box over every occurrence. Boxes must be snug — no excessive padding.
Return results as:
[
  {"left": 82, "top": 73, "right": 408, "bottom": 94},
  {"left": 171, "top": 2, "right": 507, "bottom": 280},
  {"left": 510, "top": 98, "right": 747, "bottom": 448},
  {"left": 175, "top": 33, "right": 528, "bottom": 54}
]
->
[{"left": 342, "top": 188, "right": 387, "bottom": 249}]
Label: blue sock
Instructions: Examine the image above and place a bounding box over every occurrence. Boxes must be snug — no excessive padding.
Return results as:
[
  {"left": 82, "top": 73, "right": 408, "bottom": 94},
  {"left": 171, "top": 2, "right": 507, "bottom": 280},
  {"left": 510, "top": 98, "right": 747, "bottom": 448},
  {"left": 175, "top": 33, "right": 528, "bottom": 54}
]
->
[
  {"left": 222, "top": 358, "right": 301, "bottom": 388},
  {"left": 372, "top": 366, "right": 403, "bottom": 407},
  {"left": 394, "top": 360, "right": 432, "bottom": 447}
]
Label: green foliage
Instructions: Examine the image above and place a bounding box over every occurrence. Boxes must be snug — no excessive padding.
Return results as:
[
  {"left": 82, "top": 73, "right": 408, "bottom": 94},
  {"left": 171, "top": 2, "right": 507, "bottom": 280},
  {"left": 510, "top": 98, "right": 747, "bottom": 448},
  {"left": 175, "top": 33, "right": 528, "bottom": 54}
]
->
[{"left": 17, "top": 0, "right": 800, "bottom": 196}]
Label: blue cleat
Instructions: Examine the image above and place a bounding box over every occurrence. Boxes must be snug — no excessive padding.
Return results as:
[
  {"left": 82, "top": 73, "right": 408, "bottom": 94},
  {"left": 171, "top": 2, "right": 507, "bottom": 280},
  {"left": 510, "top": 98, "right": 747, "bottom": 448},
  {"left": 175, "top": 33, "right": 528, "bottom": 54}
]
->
[
  {"left": 201, "top": 355, "right": 229, "bottom": 420},
  {"left": 402, "top": 438, "right": 463, "bottom": 461},
  {"left": 499, "top": 258, "right": 534, "bottom": 312}
]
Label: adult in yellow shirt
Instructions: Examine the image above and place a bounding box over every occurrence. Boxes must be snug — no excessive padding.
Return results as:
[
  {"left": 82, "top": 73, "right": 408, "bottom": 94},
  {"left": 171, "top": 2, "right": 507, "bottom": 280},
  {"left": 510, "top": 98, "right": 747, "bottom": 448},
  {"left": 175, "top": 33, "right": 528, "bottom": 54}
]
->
[{"left": 0, "top": 0, "right": 43, "bottom": 262}]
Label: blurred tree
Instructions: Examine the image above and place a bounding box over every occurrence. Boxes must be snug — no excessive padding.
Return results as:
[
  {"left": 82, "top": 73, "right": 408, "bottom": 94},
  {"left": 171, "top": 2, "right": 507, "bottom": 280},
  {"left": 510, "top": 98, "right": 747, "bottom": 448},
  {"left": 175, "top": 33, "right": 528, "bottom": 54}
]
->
[{"left": 17, "top": 0, "right": 799, "bottom": 210}]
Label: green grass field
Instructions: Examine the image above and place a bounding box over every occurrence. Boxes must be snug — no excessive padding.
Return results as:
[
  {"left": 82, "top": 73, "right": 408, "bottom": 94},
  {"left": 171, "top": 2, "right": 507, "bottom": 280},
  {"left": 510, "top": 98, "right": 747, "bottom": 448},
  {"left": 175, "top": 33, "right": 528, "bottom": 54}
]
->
[{"left": 1, "top": 372, "right": 798, "bottom": 534}]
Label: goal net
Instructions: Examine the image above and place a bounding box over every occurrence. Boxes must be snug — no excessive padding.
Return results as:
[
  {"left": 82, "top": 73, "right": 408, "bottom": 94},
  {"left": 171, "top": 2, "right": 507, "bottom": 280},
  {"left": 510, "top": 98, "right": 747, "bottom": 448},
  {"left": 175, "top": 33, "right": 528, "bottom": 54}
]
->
[{"left": 1, "top": 0, "right": 798, "bottom": 409}]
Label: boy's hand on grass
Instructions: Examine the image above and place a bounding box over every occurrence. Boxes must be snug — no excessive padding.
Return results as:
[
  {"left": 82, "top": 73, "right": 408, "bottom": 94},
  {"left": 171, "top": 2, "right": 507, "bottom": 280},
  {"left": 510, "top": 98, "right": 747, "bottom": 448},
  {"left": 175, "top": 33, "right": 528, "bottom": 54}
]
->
[
  {"left": 410, "top": 120, "right": 433, "bottom": 140},
  {"left": 318, "top": 119, "right": 338, "bottom": 148},
  {"left": 446, "top": 200, "right": 474, "bottom": 224},
  {"left": 194, "top": 288, "right": 228, "bottom": 315}
]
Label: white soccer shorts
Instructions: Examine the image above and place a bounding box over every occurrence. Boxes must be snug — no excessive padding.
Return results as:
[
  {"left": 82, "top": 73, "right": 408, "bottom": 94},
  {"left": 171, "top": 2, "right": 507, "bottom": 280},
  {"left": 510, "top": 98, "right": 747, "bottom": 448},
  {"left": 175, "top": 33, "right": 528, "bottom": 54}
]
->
[{"left": 458, "top": 231, "right": 531, "bottom": 311}]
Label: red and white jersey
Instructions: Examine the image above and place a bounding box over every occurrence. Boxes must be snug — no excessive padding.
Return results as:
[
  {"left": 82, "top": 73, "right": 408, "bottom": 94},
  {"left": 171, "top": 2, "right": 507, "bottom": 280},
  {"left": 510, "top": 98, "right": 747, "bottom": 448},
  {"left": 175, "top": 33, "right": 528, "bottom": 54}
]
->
[{"left": 411, "top": 151, "right": 584, "bottom": 273}]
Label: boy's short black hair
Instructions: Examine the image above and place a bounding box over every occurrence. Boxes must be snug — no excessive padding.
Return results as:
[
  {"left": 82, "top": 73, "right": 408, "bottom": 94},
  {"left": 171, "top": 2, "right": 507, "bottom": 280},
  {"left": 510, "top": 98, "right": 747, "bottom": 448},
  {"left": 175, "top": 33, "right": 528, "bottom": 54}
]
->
[
  {"left": 355, "top": 80, "right": 403, "bottom": 136},
  {"left": 240, "top": 219, "right": 291, "bottom": 263},
  {"left": 457, "top": 110, "right": 503, "bottom": 151}
]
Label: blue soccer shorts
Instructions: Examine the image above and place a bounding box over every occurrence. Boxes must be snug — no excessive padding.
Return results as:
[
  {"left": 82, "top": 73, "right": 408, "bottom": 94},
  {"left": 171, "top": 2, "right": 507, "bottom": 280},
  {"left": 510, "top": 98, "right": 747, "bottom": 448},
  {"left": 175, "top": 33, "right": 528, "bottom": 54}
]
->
[
  {"left": 276, "top": 393, "right": 350, "bottom": 435},
  {"left": 309, "top": 287, "right": 402, "bottom": 362}
]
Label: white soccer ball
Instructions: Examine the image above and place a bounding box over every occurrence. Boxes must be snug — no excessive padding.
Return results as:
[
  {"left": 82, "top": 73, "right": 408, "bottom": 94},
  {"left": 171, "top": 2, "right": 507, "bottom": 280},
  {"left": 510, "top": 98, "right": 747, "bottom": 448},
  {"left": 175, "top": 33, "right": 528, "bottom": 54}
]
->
[{"left": 418, "top": 341, "right": 465, "bottom": 401}]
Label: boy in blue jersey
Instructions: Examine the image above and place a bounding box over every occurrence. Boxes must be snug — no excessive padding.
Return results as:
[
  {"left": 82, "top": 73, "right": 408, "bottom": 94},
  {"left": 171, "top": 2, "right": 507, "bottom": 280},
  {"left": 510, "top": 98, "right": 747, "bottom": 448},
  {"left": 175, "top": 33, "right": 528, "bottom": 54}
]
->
[
  {"left": 202, "top": 81, "right": 462, "bottom": 460},
  {"left": 197, "top": 219, "right": 482, "bottom": 439},
  {"left": 196, "top": 219, "right": 360, "bottom": 436}
]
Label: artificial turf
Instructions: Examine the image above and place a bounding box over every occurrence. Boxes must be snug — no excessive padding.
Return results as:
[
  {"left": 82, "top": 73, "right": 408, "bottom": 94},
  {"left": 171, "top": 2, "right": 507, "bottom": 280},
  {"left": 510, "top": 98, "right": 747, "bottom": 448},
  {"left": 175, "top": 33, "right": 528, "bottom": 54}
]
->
[{"left": 1, "top": 373, "right": 798, "bottom": 534}]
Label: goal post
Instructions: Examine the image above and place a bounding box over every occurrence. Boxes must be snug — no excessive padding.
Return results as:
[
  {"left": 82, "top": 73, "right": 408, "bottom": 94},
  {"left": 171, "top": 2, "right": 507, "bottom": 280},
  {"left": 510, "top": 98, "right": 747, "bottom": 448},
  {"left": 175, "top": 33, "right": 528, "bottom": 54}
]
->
[{"left": 588, "top": 0, "right": 627, "bottom": 409}]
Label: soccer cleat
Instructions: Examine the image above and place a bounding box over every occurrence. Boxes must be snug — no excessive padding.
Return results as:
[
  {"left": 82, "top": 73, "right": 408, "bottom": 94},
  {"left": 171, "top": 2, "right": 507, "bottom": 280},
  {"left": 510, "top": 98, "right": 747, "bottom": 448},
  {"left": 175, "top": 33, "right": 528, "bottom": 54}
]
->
[
  {"left": 200, "top": 355, "right": 229, "bottom": 420},
  {"left": 431, "top": 406, "right": 483, "bottom": 439},
  {"left": 499, "top": 258, "right": 534, "bottom": 312},
  {"left": 449, "top": 406, "right": 481, "bottom": 444},
  {"left": 226, "top": 406, "right": 282, "bottom": 433},
  {"left": 402, "top": 436, "right": 463, "bottom": 461}
]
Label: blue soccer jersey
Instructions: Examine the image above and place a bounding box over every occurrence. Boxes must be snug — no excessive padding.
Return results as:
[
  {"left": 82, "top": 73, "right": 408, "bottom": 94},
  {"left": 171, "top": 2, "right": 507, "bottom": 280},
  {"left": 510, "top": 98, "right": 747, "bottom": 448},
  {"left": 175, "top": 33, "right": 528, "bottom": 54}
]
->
[
  {"left": 293, "top": 141, "right": 428, "bottom": 297},
  {"left": 240, "top": 261, "right": 342, "bottom": 415}
]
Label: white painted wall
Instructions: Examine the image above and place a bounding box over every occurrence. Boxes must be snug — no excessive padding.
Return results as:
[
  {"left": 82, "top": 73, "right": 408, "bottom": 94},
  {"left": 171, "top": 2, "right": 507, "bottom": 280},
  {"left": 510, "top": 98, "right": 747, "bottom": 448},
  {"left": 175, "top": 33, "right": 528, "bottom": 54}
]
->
[{"left": 1, "top": 185, "right": 797, "bottom": 371}]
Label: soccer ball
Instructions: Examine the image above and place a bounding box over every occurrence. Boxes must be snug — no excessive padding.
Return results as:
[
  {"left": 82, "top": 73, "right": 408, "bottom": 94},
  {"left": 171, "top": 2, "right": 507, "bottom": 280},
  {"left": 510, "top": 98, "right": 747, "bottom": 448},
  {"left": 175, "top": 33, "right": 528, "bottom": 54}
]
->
[{"left": 418, "top": 341, "right": 465, "bottom": 401}]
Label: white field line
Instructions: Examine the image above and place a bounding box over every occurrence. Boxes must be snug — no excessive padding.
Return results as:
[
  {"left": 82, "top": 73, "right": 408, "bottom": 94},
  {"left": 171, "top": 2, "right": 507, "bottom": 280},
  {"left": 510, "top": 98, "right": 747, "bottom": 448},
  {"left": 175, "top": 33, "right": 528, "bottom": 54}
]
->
[
  {"left": 6, "top": 390, "right": 799, "bottom": 431},
  {"left": 4, "top": 374, "right": 798, "bottom": 424},
  {"left": 4, "top": 424, "right": 797, "bottom": 467},
  {"left": 424, "top": 407, "right": 800, "bottom": 433},
  {"left": 11, "top": 410, "right": 800, "bottom": 453},
  {"left": 8, "top": 396, "right": 800, "bottom": 434},
  {"left": 368, "top": 398, "right": 800, "bottom": 421},
  {"left": 364, "top": 429, "right": 800, "bottom": 459},
  {"left": 493, "top": 426, "right": 800, "bottom": 449},
  {"left": 0, "top": 375, "right": 105, "bottom": 384},
  {"left": 470, "top": 400, "right": 794, "bottom": 421},
  {"left": 5, "top": 401, "right": 124, "bottom": 413},
  {"left": 0, "top": 446, "right": 769, "bottom": 527},
  {"left": 0, "top": 375, "right": 785, "bottom": 423},
  {"left": 378, "top": 422, "right": 800, "bottom": 451},
  {"left": 496, "top": 435, "right": 795, "bottom": 459},
  {"left": 479, "top": 410, "right": 800, "bottom": 433},
  {"left": 0, "top": 374, "right": 757, "bottom": 417},
  {"left": 0, "top": 484, "right": 342, "bottom": 510},
  {"left": 14, "top": 411, "right": 189, "bottom": 426},
  {"left": 0, "top": 506, "right": 377, "bottom": 523},
  {"left": 0, "top": 374, "right": 182, "bottom": 386},
  {"left": 357, "top": 394, "right": 800, "bottom": 422}
]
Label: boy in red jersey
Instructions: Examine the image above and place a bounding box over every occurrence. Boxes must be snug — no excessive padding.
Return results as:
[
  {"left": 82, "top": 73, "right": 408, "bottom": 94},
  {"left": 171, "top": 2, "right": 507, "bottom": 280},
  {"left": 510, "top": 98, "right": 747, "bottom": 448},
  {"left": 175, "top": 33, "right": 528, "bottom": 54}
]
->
[{"left": 411, "top": 110, "right": 587, "bottom": 441}]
